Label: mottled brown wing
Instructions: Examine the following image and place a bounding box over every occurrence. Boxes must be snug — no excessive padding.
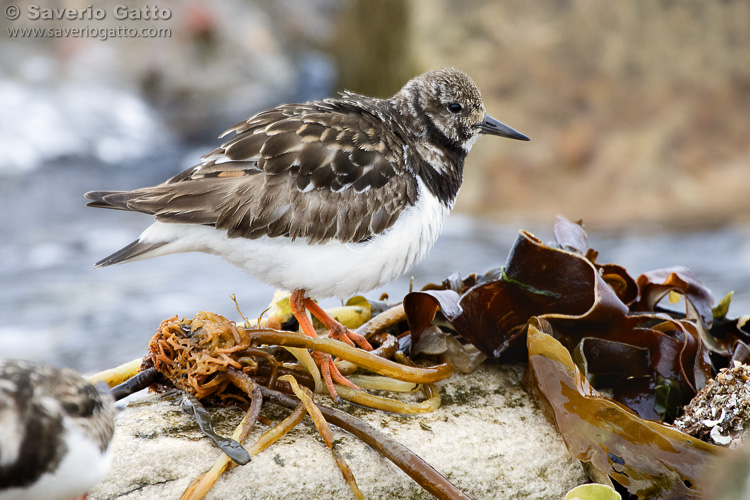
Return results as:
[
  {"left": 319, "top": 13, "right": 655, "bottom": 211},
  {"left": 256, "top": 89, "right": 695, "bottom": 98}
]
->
[{"left": 98, "top": 98, "right": 418, "bottom": 244}]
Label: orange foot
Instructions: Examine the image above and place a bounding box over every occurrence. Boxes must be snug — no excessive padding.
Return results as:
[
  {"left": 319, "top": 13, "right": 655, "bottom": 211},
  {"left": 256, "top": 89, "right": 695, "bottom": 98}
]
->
[
  {"left": 303, "top": 296, "right": 373, "bottom": 351},
  {"left": 289, "top": 289, "right": 372, "bottom": 403}
]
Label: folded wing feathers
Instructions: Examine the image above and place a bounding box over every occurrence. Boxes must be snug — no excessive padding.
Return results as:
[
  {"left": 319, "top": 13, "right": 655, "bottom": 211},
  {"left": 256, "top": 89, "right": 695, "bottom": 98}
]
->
[{"left": 86, "top": 99, "right": 418, "bottom": 245}]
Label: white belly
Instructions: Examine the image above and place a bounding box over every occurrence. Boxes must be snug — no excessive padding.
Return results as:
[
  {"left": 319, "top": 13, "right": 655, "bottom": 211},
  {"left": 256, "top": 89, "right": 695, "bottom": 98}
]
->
[
  {"left": 138, "top": 180, "right": 452, "bottom": 298},
  {"left": 0, "top": 425, "right": 111, "bottom": 500}
]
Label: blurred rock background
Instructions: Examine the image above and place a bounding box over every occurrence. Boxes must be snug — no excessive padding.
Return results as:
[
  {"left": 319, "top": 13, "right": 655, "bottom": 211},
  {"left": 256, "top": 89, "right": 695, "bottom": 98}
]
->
[
  {"left": 1, "top": 0, "right": 749, "bottom": 371},
  {"left": 366, "top": 0, "right": 750, "bottom": 229}
]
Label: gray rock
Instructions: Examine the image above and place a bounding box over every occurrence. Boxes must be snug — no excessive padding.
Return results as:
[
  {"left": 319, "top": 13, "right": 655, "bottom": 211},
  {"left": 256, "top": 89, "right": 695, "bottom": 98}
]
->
[{"left": 89, "top": 363, "right": 586, "bottom": 499}]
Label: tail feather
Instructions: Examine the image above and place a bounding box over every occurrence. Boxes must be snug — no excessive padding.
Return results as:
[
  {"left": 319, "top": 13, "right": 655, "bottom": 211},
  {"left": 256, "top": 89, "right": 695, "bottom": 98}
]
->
[
  {"left": 94, "top": 240, "right": 168, "bottom": 267},
  {"left": 85, "top": 190, "right": 145, "bottom": 212}
]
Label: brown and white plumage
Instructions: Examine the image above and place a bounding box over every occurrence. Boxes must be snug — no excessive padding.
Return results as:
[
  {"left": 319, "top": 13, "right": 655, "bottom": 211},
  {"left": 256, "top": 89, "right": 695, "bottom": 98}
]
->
[
  {"left": 86, "top": 68, "right": 529, "bottom": 298},
  {"left": 0, "top": 360, "right": 115, "bottom": 500},
  {"left": 86, "top": 68, "right": 529, "bottom": 402},
  {"left": 88, "top": 98, "right": 416, "bottom": 246}
]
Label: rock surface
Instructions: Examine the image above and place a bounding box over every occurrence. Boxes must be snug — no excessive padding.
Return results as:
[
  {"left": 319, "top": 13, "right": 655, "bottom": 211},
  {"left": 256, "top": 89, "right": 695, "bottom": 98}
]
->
[{"left": 89, "top": 363, "right": 586, "bottom": 499}]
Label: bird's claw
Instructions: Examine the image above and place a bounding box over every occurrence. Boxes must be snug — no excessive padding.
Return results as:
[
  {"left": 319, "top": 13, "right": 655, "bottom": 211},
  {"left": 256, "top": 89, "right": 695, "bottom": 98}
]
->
[
  {"left": 327, "top": 322, "right": 373, "bottom": 351},
  {"left": 312, "top": 351, "right": 360, "bottom": 404}
]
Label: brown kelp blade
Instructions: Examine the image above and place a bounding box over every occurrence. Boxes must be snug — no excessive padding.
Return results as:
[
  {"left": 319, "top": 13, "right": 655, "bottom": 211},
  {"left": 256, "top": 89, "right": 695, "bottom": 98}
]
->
[
  {"left": 404, "top": 222, "right": 713, "bottom": 420},
  {"left": 526, "top": 320, "right": 724, "bottom": 499}
]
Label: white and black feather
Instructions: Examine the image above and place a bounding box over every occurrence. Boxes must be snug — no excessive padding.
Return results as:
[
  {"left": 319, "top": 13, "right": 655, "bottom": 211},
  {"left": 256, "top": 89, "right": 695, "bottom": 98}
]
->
[{"left": 0, "top": 360, "right": 115, "bottom": 500}]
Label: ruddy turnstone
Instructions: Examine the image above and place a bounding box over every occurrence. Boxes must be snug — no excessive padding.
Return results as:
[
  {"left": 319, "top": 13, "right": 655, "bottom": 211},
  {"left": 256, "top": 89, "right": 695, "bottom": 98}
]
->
[
  {"left": 86, "top": 68, "right": 529, "bottom": 400},
  {"left": 0, "top": 360, "right": 115, "bottom": 500}
]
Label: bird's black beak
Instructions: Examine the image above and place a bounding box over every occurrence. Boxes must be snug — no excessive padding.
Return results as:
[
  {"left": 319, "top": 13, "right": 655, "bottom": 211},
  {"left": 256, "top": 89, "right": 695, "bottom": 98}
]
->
[{"left": 477, "top": 114, "right": 530, "bottom": 141}]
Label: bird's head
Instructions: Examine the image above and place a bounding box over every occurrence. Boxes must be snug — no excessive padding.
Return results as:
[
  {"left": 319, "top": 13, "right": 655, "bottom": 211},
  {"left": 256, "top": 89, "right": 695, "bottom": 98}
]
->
[{"left": 394, "top": 68, "right": 529, "bottom": 152}]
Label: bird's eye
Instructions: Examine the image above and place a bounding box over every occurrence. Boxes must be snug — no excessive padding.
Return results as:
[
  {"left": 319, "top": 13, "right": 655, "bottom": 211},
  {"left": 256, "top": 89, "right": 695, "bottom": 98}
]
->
[{"left": 448, "top": 103, "right": 462, "bottom": 113}]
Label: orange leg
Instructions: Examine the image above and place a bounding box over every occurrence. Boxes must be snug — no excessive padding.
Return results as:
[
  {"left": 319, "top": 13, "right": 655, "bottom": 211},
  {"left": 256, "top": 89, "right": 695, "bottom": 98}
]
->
[
  {"left": 303, "top": 297, "right": 373, "bottom": 351},
  {"left": 289, "top": 289, "right": 361, "bottom": 403}
]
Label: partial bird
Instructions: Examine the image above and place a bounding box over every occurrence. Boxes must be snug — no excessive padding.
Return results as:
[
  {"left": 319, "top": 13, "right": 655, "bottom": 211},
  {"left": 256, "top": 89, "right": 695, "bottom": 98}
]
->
[{"left": 0, "top": 359, "right": 115, "bottom": 500}]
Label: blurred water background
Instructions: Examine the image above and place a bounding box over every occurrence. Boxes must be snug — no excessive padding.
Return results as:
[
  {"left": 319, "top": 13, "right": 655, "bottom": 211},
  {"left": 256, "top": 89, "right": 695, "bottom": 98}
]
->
[{"left": 1, "top": 0, "right": 749, "bottom": 373}]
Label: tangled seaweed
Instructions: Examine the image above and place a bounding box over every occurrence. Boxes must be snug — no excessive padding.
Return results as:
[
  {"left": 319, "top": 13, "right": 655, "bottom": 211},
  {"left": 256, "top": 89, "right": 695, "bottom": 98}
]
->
[
  {"left": 403, "top": 216, "right": 742, "bottom": 499},
  {"left": 97, "top": 216, "right": 749, "bottom": 500},
  {"left": 149, "top": 313, "right": 248, "bottom": 399},
  {"left": 119, "top": 305, "right": 466, "bottom": 500}
]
